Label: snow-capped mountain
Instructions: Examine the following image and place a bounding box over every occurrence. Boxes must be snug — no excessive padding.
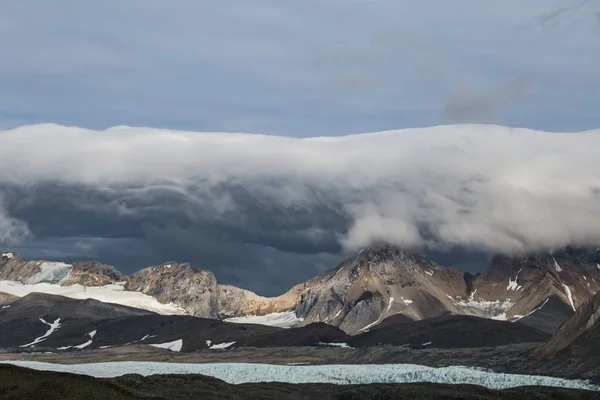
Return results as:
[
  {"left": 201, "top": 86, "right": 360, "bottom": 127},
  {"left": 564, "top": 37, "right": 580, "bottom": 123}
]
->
[{"left": 1, "top": 246, "right": 599, "bottom": 334}]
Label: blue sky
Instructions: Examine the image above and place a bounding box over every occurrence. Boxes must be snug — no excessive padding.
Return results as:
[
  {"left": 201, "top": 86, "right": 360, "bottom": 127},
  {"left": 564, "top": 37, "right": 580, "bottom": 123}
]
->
[{"left": 1, "top": 0, "right": 599, "bottom": 136}]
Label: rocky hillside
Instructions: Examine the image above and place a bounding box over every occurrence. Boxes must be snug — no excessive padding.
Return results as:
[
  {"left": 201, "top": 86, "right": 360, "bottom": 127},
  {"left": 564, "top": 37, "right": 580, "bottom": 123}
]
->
[
  {"left": 2, "top": 246, "right": 599, "bottom": 334},
  {"left": 471, "top": 248, "right": 600, "bottom": 332},
  {"left": 534, "top": 291, "right": 600, "bottom": 358}
]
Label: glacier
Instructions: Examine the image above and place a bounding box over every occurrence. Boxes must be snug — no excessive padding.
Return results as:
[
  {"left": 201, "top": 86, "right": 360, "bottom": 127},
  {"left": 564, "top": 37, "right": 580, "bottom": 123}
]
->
[
  {"left": 0, "top": 361, "right": 597, "bottom": 391},
  {"left": 0, "top": 280, "right": 185, "bottom": 315}
]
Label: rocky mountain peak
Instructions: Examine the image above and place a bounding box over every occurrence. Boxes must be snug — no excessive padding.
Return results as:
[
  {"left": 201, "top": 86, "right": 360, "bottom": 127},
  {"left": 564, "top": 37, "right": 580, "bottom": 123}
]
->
[
  {"left": 61, "top": 261, "right": 122, "bottom": 287},
  {"left": 124, "top": 262, "right": 218, "bottom": 318}
]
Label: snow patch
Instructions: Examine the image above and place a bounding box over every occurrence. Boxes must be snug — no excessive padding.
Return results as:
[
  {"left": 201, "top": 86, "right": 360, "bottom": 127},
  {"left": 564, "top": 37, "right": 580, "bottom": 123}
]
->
[
  {"left": 0, "top": 280, "right": 186, "bottom": 315},
  {"left": 401, "top": 297, "right": 413, "bottom": 304},
  {"left": 20, "top": 318, "right": 61, "bottom": 347},
  {"left": 140, "top": 334, "right": 150, "bottom": 341},
  {"left": 506, "top": 277, "right": 520, "bottom": 291},
  {"left": 209, "top": 341, "right": 235, "bottom": 350},
  {"left": 205, "top": 340, "right": 212, "bottom": 347},
  {"left": 318, "top": 342, "right": 353, "bottom": 349},
  {"left": 552, "top": 256, "right": 562, "bottom": 272},
  {"left": 74, "top": 330, "right": 97, "bottom": 350},
  {"left": 422, "top": 342, "right": 432, "bottom": 346},
  {"left": 332, "top": 309, "right": 343, "bottom": 320},
  {"left": 425, "top": 270, "right": 433, "bottom": 276},
  {"left": 164, "top": 264, "right": 172, "bottom": 269},
  {"left": 3, "top": 361, "right": 598, "bottom": 391},
  {"left": 513, "top": 298, "right": 549, "bottom": 322},
  {"left": 225, "top": 311, "right": 303, "bottom": 328},
  {"left": 1, "top": 305, "right": 9, "bottom": 309},
  {"left": 149, "top": 339, "right": 183, "bottom": 352},
  {"left": 563, "top": 285, "right": 576, "bottom": 311},
  {"left": 1, "top": 252, "right": 13, "bottom": 259},
  {"left": 453, "top": 297, "right": 513, "bottom": 321}
]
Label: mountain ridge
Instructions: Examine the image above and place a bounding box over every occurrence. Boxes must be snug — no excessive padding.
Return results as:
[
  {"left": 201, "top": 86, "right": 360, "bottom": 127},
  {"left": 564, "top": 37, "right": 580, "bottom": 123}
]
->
[{"left": 2, "top": 246, "right": 599, "bottom": 334}]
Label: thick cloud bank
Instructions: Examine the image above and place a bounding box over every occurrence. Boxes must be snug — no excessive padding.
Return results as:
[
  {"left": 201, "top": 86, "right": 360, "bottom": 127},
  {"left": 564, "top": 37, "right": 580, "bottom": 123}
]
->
[{"left": 1, "top": 124, "right": 599, "bottom": 291}]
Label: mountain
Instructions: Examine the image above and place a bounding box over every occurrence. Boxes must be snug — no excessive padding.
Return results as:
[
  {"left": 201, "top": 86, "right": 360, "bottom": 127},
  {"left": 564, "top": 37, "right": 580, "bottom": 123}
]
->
[
  {"left": 2, "top": 246, "right": 599, "bottom": 334},
  {"left": 529, "top": 291, "right": 600, "bottom": 381},
  {"left": 0, "top": 292, "right": 551, "bottom": 352},
  {"left": 534, "top": 291, "right": 600, "bottom": 359},
  {"left": 470, "top": 248, "right": 600, "bottom": 332}
]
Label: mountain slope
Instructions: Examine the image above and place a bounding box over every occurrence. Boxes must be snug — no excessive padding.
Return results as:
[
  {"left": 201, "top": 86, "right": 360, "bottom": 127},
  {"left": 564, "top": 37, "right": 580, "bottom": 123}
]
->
[
  {"left": 2, "top": 246, "right": 599, "bottom": 334},
  {"left": 348, "top": 315, "right": 551, "bottom": 349}
]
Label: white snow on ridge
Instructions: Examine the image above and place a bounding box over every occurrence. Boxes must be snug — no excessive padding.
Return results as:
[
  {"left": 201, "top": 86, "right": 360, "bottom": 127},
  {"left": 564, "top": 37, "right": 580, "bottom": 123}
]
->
[
  {"left": 1, "top": 361, "right": 597, "bottom": 391},
  {"left": 513, "top": 298, "right": 549, "bottom": 322},
  {"left": 552, "top": 256, "right": 563, "bottom": 272},
  {"left": 149, "top": 339, "right": 183, "bottom": 352},
  {"left": 225, "top": 311, "right": 303, "bottom": 328},
  {"left": 0, "top": 280, "right": 186, "bottom": 315},
  {"left": 20, "top": 318, "right": 61, "bottom": 347},
  {"left": 1, "top": 253, "right": 13, "bottom": 259},
  {"left": 563, "top": 285, "right": 576, "bottom": 311}
]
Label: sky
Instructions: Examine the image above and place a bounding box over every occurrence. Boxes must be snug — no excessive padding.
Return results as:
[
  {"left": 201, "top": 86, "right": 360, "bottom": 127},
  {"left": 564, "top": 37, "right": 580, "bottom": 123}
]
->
[{"left": 1, "top": 1, "right": 600, "bottom": 295}]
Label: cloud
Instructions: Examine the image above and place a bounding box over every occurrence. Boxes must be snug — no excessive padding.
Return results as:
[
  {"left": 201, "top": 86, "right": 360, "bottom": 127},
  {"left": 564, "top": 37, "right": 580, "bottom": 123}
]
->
[
  {"left": 2, "top": 123, "right": 600, "bottom": 261},
  {"left": 0, "top": 197, "right": 30, "bottom": 246}
]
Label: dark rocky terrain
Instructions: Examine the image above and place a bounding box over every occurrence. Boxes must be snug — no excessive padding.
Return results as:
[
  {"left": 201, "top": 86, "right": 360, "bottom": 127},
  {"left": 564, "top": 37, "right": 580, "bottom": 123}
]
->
[
  {"left": 0, "top": 293, "right": 554, "bottom": 352},
  {"left": 348, "top": 314, "right": 551, "bottom": 349},
  {"left": 1, "top": 363, "right": 599, "bottom": 400}
]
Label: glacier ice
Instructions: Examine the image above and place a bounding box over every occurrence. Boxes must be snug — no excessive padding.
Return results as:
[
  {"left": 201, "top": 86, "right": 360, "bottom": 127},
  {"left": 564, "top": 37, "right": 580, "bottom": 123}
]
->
[
  {"left": 0, "top": 361, "right": 597, "bottom": 391},
  {"left": 0, "top": 280, "right": 185, "bottom": 315},
  {"left": 26, "top": 262, "right": 72, "bottom": 285}
]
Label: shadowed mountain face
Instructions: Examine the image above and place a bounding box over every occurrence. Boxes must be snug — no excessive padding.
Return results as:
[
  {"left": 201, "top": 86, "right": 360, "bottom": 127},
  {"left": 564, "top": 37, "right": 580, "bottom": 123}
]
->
[
  {"left": 0, "top": 293, "right": 553, "bottom": 352},
  {"left": 1, "top": 246, "right": 599, "bottom": 334},
  {"left": 348, "top": 315, "right": 551, "bottom": 349}
]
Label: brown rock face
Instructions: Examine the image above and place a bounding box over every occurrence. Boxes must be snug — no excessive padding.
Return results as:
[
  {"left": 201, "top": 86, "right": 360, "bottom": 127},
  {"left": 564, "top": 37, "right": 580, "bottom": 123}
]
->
[
  {"left": 61, "top": 261, "right": 122, "bottom": 287},
  {"left": 0, "top": 253, "right": 45, "bottom": 283},
  {"left": 284, "top": 246, "right": 470, "bottom": 334},
  {"left": 124, "top": 262, "right": 219, "bottom": 318},
  {"left": 0, "top": 292, "right": 18, "bottom": 306},
  {"left": 471, "top": 248, "right": 600, "bottom": 323},
  {"left": 534, "top": 291, "right": 600, "bottom": 358}
]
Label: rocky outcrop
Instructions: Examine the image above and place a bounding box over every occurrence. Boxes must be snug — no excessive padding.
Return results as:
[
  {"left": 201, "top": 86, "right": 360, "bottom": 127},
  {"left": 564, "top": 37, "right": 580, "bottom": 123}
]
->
[
  {"left": 0, "top": 253, "right": 46, "bottom": 283},
  {"left": 124, "top": 262, "right": 219, "bottom": 318},
  {"left": 534, "top": 291, "right": 600, "bottom": 358},
  {"left": 470, "top": 248, "right": 600, "bottom": 332},
  {"left": 0, "top": 292, "right": 18, "bottom": 306},
  {"left": 61, "top": 261, "right": 122, "bottom": 287}
]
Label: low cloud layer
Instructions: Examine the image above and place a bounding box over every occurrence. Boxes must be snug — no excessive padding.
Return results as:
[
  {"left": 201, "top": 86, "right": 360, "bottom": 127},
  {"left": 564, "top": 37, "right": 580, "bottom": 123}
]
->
[{"left": 1, "top": 124, "right": 600, "bottom": 293}]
